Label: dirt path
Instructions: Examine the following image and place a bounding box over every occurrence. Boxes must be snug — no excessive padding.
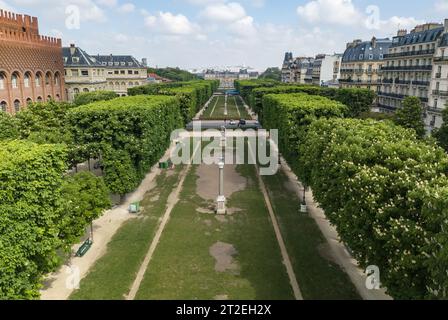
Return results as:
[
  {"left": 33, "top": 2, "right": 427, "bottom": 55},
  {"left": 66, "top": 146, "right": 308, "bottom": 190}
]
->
[
  {"left": 40, "top": 146, "right": 177, "bottom": 300},
  {"left": 125, "top": 143, "right": 201, "bottom": 300},
  {"left": 279, "top": 158, "right": 392, "bottom": 300}
]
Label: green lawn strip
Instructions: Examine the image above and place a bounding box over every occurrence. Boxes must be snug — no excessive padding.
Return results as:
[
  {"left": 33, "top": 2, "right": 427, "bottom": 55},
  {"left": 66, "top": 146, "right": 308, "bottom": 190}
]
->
[
  {"left": 235, "top": 96, "right": 250, "bottom": 119},
  {"left": 261, "top": 170, "right": 361, "bottom": 300},
  {"left": 135, "top": 163, "right": 294, "bottom": 300},
  {"left": 201, "top": 96, "right": 219, "bottom": 119},
  {"left": 69, "top": 166, "right": 184, "bottom": 300}
]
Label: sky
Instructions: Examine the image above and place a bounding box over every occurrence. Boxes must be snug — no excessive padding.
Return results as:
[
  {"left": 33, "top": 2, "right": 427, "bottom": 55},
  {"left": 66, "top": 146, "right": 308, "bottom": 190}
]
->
[{"left": 1, "top": 0, "right": 448, "bottom": 71}]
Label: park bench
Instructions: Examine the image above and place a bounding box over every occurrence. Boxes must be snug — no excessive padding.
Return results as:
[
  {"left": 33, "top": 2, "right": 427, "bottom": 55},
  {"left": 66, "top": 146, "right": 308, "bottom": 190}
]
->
[{"left": 75, "top": 239, "right": 93, "bottom": 257}]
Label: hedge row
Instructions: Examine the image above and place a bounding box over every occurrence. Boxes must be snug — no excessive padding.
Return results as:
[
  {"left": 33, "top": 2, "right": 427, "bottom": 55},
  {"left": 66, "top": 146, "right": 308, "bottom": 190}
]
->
[
  {"left": 298, "top": 118, "right": 448, "bottom": 299},
  {"left": 262, "top": 93, "right": 348, "bottom": 174},
  {"left": 0, "top": 141, "right": 110, "bottom": 299},
  {"left": 73, "top": 91, "right": 119, "bottom": 106},
  {"left": 234, "top": 79, "right": 279, "bottom": 105},
  {"left": 68, "top": 95, "right": 184, "bottom": 195},
  {"left": 252, "top": 85, "right": 375, "bottom": 121},
  {"left": 128, "top": 80, "right": 219, "bottom": 124}
]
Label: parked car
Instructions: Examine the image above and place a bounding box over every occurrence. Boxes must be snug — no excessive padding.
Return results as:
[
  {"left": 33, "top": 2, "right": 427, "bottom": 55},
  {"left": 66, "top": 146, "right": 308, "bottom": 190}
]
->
[
  {"left": 229, "top": 120, "right": 236, "bottom": 125},
  {"left": 239, "top": 119, "right": 247, "bottom": 126}
]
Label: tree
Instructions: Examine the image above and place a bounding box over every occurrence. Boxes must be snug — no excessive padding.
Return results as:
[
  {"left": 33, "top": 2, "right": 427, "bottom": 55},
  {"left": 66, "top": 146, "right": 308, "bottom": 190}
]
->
[
  {"left": 259, "top": 67, "right": 282, "bottom": 81},
  {"left": 59, "top": 172, "right": 111, "bottom": 251},
  {"left": 433, "top": 107, "right": 448, "bottom": 152},
  {"left": 394, "top": 96, "right": 426, "bottom": 138}
]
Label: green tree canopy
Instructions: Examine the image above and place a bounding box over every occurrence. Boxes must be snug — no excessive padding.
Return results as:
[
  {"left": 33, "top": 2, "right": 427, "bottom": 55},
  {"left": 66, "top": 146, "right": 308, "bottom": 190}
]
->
[{"left": 394, "top": 96, "right": 426, "bottom": 138}]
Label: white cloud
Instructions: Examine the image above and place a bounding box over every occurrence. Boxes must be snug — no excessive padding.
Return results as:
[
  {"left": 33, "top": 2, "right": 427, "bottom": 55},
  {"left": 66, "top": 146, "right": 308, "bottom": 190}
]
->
[
  {"left": 118, "top": 3, "right": 135, "bottom": 13},
  {"left": 435, "top": 0, "right": 448, "bottom": 11},
  {"left": 297, "top": 0, "right": 361, "bottom": 26},
  {"left": 96, "top": 0, "right": 117, "bottom": 7},
  {"left": 200, "top": 2, "right": 246, "bottom": 22},
  {"left": 145, "top": 11, "right": 201, "bottom": 36}
]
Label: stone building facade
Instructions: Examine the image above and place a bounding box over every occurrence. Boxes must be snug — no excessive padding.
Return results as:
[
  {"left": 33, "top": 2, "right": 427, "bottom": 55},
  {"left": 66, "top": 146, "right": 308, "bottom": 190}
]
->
[
  {"left": 339, "top": 37, "right": 392, "bottom": 95},
  {"left": 0, "top": 10, "right": 65, "bottom": 114}
]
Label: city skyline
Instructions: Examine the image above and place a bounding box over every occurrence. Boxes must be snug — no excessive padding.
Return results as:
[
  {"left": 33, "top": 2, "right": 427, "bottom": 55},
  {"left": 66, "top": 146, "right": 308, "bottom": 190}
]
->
[{"left": 1, "top": 0, "right": 448, "bottom": 70}]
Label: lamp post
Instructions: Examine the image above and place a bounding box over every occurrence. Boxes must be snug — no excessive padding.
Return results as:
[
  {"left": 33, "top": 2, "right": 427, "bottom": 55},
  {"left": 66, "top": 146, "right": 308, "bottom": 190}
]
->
[
  {"left": 216, "top": 158, "right": 226, "bottom": 215},
  {"left": 300, "top": 183, "right": 308, "bottom": 213}
]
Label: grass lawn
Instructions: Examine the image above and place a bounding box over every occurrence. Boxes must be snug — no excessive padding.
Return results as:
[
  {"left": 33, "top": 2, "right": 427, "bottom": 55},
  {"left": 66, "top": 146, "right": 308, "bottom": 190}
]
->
[
  {"left": 262, "top": 169, "right": 361, "bottom": 300},
  {"left": 201, "top": 95, "right": 250, "bottom": 120},
  {"left": 234, "top": 96, "right": 250, "bottom": 119},
  {"left": 135, "top": 163, "right": 294, "bottom": 300},
  {"left": 69, "top": 166, "right": 185, "bottom": 300}
]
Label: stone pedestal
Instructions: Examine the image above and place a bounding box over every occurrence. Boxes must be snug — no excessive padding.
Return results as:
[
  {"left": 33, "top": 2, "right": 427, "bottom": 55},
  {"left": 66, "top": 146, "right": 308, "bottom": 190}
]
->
[{"left": 216, "top": 161, "right": 226, "bottom": 215}]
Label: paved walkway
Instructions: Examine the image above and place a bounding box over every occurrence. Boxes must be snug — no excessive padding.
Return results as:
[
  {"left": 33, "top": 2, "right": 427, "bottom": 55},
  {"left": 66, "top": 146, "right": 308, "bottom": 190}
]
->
[{"left": 40, "top": 145, "right": 178, "bottom": 300}]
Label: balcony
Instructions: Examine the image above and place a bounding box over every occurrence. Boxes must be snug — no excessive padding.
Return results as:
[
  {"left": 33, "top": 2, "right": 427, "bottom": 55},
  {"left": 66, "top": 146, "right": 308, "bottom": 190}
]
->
[
  {"left": 383, "top": 49, "right": 435, "bottom": 59},
  {"left": 432, "top": 90, "right": 448, "bottom": 97},
  {"left": 434, "top": 56, "right": 448, "bottom": 62},
  {"left": 380, "top": 65, "right": 433, "bottom": 71},
  {"left": 395, "top": 79, "right": 411, "bottom": 85},
  {"left": 436, "top": 73, "right": 442, "bottom": 78},
  {"left": 412, "top": 81, "right": 430, "bottom": 86},
  {"left": 382, "top": 78, "right": 394, "bottom": 84},
  {"left": 427, "top": 106, "right": 443, "bottom": 114},
  {"left": 378, "top": 92, "right": 428, "bottom": 102}
]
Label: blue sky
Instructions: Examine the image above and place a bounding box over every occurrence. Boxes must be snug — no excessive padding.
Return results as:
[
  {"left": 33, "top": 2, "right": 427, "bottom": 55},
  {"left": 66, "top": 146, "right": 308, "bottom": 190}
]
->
[{"left": 1, "top": 0, "right": 448, "bottom": 70}]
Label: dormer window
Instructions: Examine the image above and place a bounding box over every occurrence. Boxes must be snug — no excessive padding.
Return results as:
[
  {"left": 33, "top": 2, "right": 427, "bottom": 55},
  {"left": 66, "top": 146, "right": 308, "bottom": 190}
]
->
[
  {"left": 359, "top": 54, "right": 364, "bottom": 60},
  {"left": 109, "top": 62, "right": 113, "bottom": 66},
  {"left": 72, "top": 57, "right": 79, "bottom": 63},
  {"left": 128, "top": 62, "right": 133, "bottom": 66},
  {"left": 121, "top": 62, "right": 126, "bottom": 66}
]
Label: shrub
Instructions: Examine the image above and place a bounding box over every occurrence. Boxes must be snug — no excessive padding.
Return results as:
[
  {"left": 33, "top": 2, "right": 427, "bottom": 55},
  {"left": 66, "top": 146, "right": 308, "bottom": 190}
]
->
[
  {"left": 73, "top": 91, "right": 118, "bottom": 106},
  {"left": 0, "top": 112, "right": 20, "bottom": 140},
  {"left": 262, "top": 93, "right": 348, "bottom": 174},
  {"left": 252, "top": 85, "right": 375, "bottom": 122},
  {"left": 0, "top": 140, "right": 67, "bottom": 299},
  {"left": 234, "top": 79, "right": 279, "bottom": 108},
  {"left": 68, "top": 95, "right": 183, "bottom": 194},
  {"left": 299, "top": 118, "right": 448, "bottom": 299}
]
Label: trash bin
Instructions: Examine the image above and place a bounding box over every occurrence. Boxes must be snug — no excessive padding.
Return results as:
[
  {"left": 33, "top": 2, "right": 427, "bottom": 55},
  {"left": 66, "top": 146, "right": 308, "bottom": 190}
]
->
[{"left": 129, "top": 202, "right": 141, "bottom": 214}]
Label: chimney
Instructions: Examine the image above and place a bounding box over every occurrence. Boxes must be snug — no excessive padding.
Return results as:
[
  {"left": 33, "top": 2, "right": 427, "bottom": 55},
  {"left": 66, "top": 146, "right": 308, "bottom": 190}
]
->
[
  {"left": 397, "top": 29, "right": 407, "bottom": 37},
  {"left": 142, "top": 58, "right": 148, "bottom": 67},
  {"left": 70, "top": 43, "right": 76, "bottom": 55},
  {"left": 371, "top": 36, "right": 377, "bottom": 48}
]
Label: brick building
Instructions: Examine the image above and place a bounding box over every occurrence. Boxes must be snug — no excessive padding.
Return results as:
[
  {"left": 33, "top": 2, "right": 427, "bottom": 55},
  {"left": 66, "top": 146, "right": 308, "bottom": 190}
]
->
[{"left": 0, "top": 10, "right": 65, "bottom": 114}]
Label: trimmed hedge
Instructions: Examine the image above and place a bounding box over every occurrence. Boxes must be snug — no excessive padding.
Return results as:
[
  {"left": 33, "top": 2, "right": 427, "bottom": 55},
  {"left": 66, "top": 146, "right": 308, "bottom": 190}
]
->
[
  {"left": 68, "top": 95, "right": 183, "bottom": 195},
  {"left": 252, "top": 85, "right": 375, "bottom": 122},
  {"left": 73, "top": 91, "right": 119, "bottom": 106},
  {"left": 262, "top": 93, "right": 348, "bottom": 174},
  {"left": 298, "top": 118, "right": 448, "bottom": 299},
  {"left": 128, "top": 80, "right": 218, "bottom": 124},
  {"left": 234, "top": 79, "right": 279, "bottom": 107},
  {"left": 0, "top": 140, "right": 68, "bottom": 299}
]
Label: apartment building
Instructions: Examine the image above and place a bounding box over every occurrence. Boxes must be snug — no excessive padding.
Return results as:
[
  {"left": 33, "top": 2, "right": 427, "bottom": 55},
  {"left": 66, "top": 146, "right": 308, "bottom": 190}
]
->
[
  {"left": 312, "top": 53, "right": 342, "bottom": 86},
  {"left": 378, "top": 23, "right": 443, "bottom": 113},
  {"left": 339, "top": 37, "right": 392, "bottom": 94},
  {"left": 281, "top": 53, "right": 314, "bottom": 84},
  {"left": 427, "top": 20, "right": 448, "bottom": 131}
]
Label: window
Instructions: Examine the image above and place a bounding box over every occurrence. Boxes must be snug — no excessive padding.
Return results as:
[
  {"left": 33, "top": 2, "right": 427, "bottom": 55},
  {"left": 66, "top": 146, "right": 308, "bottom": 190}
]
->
[
  {"left": 1, "top": 101, "right": 7, "bottom": 112},
  {"left": 11, "top": 74, "right": 18, "bottom": 88},
  {"left": 73, "top": 88, "right": 79, "bottom": 94},
  {"left": 114, "top": 62, "right": 120, "bottom": 66},
  {"left": 379, "top": 54, "right": 384, "bottom": 60},
  {"left": 35, "top": 74, "right": 42, "bottom": 87},
  {"left": 81, "top": 70, "right": 89, "bottom": 76},
  {"left": 47, "top": 95, "right": 52, "bottom": 101},
  {"left": 128, "top": 62, "right": 133, "bottom": 66},
  {"left": 369, "top": 54, "right": 373, "bottom": 60},
  {"left": 102, "top": 62, "right": 107, "bottom": 66},
  {"left": 359, "top": 54, "right": 364, "bottom": 60},
  {"left": 14, "top": 100, "right": 20, "bottom": 112},
  {"left": 121, "top": 62, "right": 126, "bottom": 66},
  {"left": 71, "top": 69, "right": 79, "bottom": 77},
  {"left": 128, "top": 70, "right": 133, "bottom": 75},
  {"left": 108, "top": 62, "right": 113, "bottom": 66},
  {"left": 72, "top": 57, "right": 79, "bottom": 63},
  {"left": 0, "top": 73, "right": 5, "bottom": 90},
  {"left": 37, "top": 96, "right": 43, "bottom": 103},
  {"left": 114, "top": 71, "right": 119, "bottom": 75},
  {"left": 134, "top": 71, "right": 139, "bottom": 75},
  {"left": 54, "top": 74, "right": 60, "bottom": 86},
  {"left": 83, "top": 88, "right": 89, "bottom": 92},
  {"left": 24, "top": 73, "right": 31, "bottom": 88},
  {"left": 45, "top": 73, "right": 51, "bottom": 85},
  {"left": 120, "top": 70, "right": 125, "bottom": 75},
  {"left": 26, "top": 98, "right": 33, "bottom": 106}
]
